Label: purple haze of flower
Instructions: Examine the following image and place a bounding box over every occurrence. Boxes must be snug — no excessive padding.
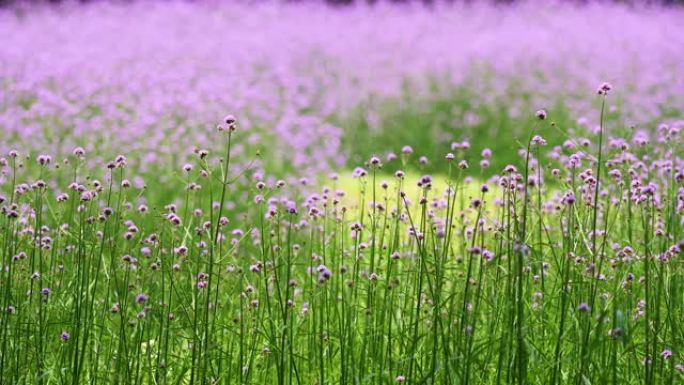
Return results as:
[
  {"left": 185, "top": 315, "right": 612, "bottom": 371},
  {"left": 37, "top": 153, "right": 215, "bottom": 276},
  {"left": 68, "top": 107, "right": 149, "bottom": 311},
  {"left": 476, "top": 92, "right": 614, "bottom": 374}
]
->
[{"left": 0, "top": 1, "right": 682, "bottom": 180}]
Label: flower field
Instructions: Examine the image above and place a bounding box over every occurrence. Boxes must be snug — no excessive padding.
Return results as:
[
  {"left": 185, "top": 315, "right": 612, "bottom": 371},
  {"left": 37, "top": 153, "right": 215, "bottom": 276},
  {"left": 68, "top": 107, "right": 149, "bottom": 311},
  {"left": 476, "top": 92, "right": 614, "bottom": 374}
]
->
[{"left": 0, "top": 2, "right": 683, "bottom": 384}]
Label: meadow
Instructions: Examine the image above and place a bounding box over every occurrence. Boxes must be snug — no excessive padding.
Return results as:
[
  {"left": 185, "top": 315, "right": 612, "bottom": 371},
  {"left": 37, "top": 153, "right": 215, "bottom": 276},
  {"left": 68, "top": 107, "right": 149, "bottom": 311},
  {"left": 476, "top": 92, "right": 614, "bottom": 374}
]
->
[{"left": 1, "top": 1, "right": 683, "bottom": 384}]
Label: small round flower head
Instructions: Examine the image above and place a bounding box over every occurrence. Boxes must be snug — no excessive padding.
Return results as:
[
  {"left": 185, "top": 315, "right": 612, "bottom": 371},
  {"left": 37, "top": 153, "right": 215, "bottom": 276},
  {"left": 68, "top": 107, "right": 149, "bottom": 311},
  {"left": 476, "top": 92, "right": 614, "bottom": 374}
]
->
[
  {"left": 661, "top": 349, "right": 673, "bottom": 360},
  {"left": 369, "top": 156, "right": 382, "bottom": 167},
  {"left": 114, "top": 155, "right": 127, "bottom": 167},
  {"left": 531, "top": 135, "right": 547, "bottom": 146},
  {"left": 417, "top": 175, "right": 432, "bottom": 188},
  {"left": 401, "top": 145, "right": 413, "bottom": 155},
  {"left": 396, "top": 375, "right": 406, "bottom": 383},
  {"left": 218, "top": 114, "right": 237, "bottom": 132},
  {"left": 135, "top": 293, "right": 149, "bottom": 304},
  {"left": 353, "top": 167, "right": 367, "bottom": 178},
  {"left": 504, "top": 165, "right": 518, "bottom": 173},
  {"left": 286, "top": 202, "right": 298, "bottom": 214},
  {"left": 167, "top": 213, "right": 181, "bottom": 226},
  {"left": 597, "top": 82, "right": 612, "bottom": 95},
  {"left": 577, "top": 303, "right": 591, "bottom": 312},
  {"left": 72, "top": 147, "right": 86, "bottom": 157},
  {"left": 562, "top": 191, "right": 576, "bottom": 205},
  {"left": 37, "top": 154, "right": 52, "bottom": 166},
  {"left": 40, "top": 287, "right": 51, "bottom": 297},
  {"left": 535, "top": 109, "right": 547, "bottom": 120},
  {"left": 60, "top": 331, "right": 70, "bottom": 342},
  {"left": 197, "top": 149, "right": 209, "bottom": 159}
]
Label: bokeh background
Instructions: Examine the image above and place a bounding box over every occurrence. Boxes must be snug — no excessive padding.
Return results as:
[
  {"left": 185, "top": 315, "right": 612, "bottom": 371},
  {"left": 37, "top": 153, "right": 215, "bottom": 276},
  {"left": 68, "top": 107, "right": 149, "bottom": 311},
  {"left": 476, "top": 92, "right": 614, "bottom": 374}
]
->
[{"left": 2, "top": 1, "right": 683, "bottom": 203}]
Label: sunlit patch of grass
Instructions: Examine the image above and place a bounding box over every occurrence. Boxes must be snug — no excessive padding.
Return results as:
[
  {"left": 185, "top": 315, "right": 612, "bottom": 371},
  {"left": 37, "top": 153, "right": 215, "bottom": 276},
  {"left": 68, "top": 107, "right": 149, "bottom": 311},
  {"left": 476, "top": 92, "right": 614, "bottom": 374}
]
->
[{"left": 335, "top": 171, "right": 483, "bottom": 212}]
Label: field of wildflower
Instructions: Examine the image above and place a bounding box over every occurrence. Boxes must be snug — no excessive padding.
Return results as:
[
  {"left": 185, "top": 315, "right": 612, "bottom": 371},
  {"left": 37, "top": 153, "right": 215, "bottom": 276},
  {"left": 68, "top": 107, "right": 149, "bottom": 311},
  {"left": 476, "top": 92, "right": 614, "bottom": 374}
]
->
[{"left": 1, "top": 1, "right": 683, "bottom": 384}]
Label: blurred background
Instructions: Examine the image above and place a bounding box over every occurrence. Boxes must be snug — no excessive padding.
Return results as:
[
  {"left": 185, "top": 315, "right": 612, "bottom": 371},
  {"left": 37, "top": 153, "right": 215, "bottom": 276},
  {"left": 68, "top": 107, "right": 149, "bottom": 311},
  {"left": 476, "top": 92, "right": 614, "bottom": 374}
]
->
[
  {"left": 3, "top": 0, "right": 684, "bottom": 5},
  {"left": 1, "top": 0, "right": 683, "bottom": 205}
]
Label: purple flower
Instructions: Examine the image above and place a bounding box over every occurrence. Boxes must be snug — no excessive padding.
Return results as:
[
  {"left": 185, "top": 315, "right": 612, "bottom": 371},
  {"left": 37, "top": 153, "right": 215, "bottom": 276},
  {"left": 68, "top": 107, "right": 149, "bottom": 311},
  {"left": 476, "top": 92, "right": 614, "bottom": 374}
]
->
[
  {"left": 597, "top": 82, "right": 612, "bottom": 95},
  {"left": 352, "top": 167, "right": 367, "bottom": 178},
  {"left": 37, "top": 154, "right": 52, "bottom": 166},
  {"left": 417, "top": 175, "right": 432, "bottom": 188}
]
